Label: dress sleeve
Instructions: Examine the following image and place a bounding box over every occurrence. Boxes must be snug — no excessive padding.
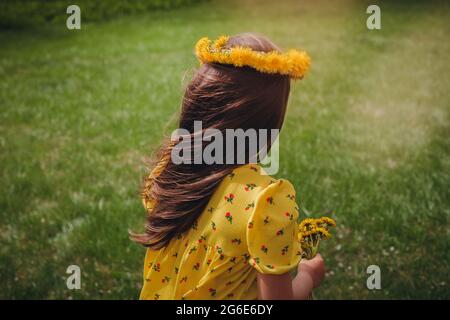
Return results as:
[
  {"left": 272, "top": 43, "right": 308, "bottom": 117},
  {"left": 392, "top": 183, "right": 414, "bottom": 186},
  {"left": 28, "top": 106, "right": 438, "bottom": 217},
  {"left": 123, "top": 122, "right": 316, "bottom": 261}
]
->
[{"left": 246, "top": 179, "right": 301, "bottom": 274}]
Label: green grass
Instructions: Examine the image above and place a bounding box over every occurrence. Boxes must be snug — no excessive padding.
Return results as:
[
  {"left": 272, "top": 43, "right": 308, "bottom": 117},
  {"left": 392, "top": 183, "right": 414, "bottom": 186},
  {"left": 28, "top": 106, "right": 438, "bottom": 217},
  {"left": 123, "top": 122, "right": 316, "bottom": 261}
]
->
[{"left": 0, "top": 0, "right": 449, "bottom": 299}]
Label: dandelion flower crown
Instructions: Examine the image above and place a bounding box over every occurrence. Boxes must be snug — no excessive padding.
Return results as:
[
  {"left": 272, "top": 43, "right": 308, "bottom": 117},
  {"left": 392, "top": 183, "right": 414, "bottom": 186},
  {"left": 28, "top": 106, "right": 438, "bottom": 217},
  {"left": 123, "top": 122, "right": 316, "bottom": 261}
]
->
[{"left": 195, "top": 35, "right": 311, "bottom": 79}]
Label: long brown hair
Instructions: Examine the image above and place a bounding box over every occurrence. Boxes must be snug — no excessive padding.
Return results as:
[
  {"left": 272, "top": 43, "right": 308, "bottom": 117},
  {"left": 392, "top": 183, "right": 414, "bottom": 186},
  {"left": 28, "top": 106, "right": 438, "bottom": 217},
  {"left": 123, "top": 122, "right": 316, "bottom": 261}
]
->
[{"left": 132, "top": 33, "right": 291, "bottom": 249}]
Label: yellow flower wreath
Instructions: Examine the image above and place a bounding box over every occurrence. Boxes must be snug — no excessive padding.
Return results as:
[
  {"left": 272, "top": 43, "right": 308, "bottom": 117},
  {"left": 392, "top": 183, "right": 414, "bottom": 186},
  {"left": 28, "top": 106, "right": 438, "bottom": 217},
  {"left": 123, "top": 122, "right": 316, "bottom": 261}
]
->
[{"left": 195, "top": 35, "right": 311, "bottom": 79}]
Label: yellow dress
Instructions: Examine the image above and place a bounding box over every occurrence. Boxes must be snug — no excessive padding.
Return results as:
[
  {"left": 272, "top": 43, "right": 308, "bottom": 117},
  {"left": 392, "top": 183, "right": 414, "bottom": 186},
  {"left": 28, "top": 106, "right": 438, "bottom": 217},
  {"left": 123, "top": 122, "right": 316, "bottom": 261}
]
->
[{"left": 139, "top": 163, "right": 301, "bottom": 300}]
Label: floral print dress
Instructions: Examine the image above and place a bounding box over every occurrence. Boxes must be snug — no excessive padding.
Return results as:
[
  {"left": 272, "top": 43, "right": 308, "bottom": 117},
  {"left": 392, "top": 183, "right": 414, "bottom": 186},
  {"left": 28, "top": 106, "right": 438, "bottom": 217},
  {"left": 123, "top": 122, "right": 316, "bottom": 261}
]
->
[{"left": 139, "top": 163, "right": 301, "bottom": 300}]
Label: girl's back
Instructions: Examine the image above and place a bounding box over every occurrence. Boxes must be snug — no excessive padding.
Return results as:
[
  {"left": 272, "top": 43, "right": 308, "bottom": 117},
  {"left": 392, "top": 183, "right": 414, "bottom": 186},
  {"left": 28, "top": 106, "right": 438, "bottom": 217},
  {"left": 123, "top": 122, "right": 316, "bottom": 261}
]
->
[{"left": 140, "top": 163, "right": 300, "bottom": 300}]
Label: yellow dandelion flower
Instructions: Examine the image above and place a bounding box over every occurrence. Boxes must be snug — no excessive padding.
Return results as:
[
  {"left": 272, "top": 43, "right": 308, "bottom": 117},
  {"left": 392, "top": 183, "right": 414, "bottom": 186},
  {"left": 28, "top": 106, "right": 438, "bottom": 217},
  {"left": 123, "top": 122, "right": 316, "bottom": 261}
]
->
[
  {"left": 214, "top": 35, "right": 229, "bottom": 50},
  {"left": 313, "top": 227, "right": 331, "bottom": 240},
  {"left": 321, "top": 217, "right": 336, "bottom": 227},
  {"left": 299, "top": 218, "right": 316, "bottom": 232}
]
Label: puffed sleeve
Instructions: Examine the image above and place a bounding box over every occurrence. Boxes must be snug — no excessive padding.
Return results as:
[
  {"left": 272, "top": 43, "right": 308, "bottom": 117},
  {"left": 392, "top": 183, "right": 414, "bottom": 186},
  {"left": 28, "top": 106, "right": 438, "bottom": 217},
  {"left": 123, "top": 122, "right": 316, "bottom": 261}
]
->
[{"left": 246, "top": 179, "right": 301, "bottom": 274}]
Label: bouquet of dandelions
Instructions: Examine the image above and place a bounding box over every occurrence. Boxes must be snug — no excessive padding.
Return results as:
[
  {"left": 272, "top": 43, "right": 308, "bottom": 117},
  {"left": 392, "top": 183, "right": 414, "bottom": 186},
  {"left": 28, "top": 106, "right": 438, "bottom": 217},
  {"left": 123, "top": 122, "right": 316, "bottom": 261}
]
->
[
  {"left": 297, "top": 217, "right": 336, "bottom": 300},
  {"left": 298, "top": 217, "right": 336, "bottom": 259}
]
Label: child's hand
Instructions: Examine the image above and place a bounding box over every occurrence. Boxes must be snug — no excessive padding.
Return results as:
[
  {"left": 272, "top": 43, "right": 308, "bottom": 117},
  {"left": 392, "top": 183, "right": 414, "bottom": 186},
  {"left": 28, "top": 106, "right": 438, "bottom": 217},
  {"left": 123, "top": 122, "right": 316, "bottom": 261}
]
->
[{"left": 298, "top": 254, "right": 325, "bottom": 288}]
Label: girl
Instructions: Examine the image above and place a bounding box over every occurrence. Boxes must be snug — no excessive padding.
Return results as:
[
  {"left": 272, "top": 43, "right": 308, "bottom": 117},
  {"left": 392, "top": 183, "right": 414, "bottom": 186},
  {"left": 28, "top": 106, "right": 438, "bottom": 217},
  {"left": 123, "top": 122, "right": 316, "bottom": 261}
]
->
[{"left": 132, "top": 33, "right": 325, "bottom": 300}]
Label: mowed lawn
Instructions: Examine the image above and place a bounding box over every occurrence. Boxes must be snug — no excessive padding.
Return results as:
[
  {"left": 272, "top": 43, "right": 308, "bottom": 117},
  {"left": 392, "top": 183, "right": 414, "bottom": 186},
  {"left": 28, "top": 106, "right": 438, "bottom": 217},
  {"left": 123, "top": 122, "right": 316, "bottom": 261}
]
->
[{"left": 0, "top": 0, "right": 449, "bottom": 299}]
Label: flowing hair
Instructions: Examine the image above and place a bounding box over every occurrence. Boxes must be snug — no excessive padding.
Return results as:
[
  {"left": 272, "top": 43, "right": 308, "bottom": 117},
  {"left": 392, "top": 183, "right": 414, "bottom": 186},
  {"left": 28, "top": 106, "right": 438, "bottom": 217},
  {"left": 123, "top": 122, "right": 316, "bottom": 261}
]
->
[{"left": 131, "top": 33, "right": 291, "bottom": 249}]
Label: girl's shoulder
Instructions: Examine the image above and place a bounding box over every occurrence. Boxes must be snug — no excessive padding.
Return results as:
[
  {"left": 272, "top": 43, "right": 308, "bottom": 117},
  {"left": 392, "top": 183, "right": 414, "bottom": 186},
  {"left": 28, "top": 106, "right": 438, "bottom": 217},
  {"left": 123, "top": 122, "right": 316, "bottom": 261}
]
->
[
  {"left": 227, "top": 163, "right": 279, "bottom": 186},
  {"left": 196, "top": 163, "right": 298, "bottom": 256},
  {"left": 226, "top": 163, "right": 297, "bottom": 197}
]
